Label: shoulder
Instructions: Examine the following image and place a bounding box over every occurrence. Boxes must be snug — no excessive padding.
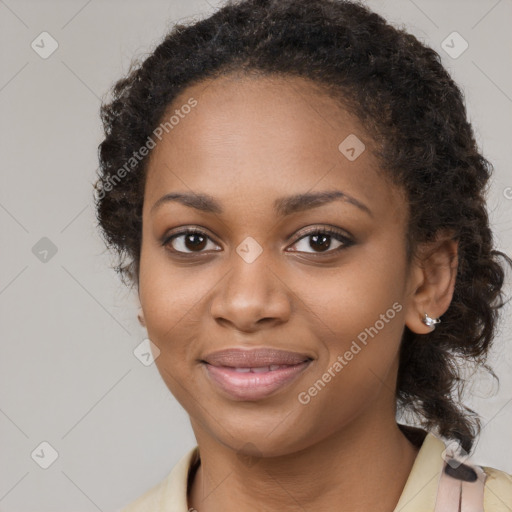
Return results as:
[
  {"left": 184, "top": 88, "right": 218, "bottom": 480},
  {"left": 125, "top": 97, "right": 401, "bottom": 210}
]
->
[
  {"left": 117, "top": 446, "right": 199, "bottom": 512},
  {"left": 396, "top": 425, "right": 512, "bottom": 512},
  {"left": 481, "top": 465, "right": 512, "bottom": 511}
]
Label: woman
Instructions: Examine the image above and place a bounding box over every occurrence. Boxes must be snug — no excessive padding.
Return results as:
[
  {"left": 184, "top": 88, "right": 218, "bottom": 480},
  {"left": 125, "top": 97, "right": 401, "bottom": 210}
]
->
[{"left": 95, "top": 0, "right": 512, "bottom": 510}]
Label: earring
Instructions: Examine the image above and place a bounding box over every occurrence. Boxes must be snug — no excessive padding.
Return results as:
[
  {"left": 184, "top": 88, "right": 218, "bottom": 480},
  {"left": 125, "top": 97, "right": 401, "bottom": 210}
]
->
[
  {"left": 137, "top": 308, "right": 146, "bottom": 327},
  {"left": 422, "top": 312, "right": 441, "bottom": 329}
]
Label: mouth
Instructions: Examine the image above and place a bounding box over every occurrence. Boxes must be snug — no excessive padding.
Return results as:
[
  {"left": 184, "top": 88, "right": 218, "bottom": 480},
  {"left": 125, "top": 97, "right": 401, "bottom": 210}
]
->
[
  {"left": 201, "top": 347, "right": 313, "bottom": 367},
  {"left": 215, "top": 364, "right": 305, "bottom": 373},
  {"left": 200, "top": 348, "right": 314, "bottom": 401}
]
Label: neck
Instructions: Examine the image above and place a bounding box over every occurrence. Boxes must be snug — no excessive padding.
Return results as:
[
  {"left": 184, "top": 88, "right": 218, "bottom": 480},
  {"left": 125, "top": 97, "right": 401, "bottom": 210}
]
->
[{"left": 188, "top": 417, "right": 422, "bottom": 512}]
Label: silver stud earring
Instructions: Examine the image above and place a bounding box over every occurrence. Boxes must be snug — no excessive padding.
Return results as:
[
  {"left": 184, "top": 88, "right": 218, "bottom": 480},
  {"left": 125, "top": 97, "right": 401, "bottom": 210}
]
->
[{"left": 422, "top": 312, "right": 441, "bottom": 329}]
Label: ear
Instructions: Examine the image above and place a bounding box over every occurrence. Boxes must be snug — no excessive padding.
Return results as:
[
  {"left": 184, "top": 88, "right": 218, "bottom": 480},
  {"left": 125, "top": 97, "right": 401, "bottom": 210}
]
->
[
  {"left": 404, "top": 230, "right": 458, "bottom": 334},
  {"left": 137, "top": 306, "right": 146, "bottom": 327},
  {"left": 137, "top": 287, "right": 146, "bottom": 327}
]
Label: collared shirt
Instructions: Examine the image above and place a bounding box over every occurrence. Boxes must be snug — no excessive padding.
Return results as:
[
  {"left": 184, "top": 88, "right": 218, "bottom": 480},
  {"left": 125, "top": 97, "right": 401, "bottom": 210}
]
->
[{"left": 119, "top": 430, "right": 512, "bottom": 511}]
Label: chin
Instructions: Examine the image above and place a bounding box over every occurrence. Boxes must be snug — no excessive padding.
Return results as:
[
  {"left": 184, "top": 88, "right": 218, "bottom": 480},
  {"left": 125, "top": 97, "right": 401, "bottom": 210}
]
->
[{"left": 199, "top": 416, "right": 316, "bottom": 459}]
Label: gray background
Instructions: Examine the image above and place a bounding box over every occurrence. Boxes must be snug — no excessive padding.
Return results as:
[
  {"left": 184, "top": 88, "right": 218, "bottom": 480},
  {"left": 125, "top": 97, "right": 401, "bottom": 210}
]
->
[{"left": 0, "top": 0, "right": 511, "bottom": 510}]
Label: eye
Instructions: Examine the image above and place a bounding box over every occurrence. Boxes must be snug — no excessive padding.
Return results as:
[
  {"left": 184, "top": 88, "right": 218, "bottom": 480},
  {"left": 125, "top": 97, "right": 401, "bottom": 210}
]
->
[
  {"left": 162, "top": 226, "right": 354, "bottom": 256},
  {"left": 288, "top": 227, "right": 354, "bottom": 255},
  {"left": 162, "top": 228, "right": 220, "bottom": 254}
]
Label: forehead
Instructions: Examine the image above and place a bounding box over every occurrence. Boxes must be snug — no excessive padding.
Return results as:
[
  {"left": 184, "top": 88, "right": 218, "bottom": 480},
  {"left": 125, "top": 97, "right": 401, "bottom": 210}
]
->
[
  {"left": 143, "top": 73, "right": 404, "bottom": 218},
  {"left": 147, "top": 73, "right": 364, "bottom": 172}
]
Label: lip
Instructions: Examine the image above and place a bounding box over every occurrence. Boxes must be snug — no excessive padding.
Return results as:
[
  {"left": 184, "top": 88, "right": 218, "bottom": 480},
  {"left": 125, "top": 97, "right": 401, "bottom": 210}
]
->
[
  {"left": 201, "top": 348, "right": 313, "bottom": 401},
  {"left": 202, "top": 347, "right": 312, "bottom": 367}
]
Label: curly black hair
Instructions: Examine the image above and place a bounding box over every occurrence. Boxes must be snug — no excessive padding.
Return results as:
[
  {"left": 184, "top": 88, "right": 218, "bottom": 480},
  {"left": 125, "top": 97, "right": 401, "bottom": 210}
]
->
[{"left": 93, "top": 0, "right": 512, "bottom": 453}]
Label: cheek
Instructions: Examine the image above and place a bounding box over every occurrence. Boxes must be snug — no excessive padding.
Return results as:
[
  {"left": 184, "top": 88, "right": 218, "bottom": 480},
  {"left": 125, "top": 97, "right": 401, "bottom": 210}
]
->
[
  {"left": 297, "top": 235, "right": 407, "bottom": 386},
  {"left": 300, "top": 242, "right": 406, "bottom": 337},
  {"left": 292, "top": 263, "right": 406, "bottom": 438},
  {"left": 139, "top": 240, "right": 199, "bottom": 326},
  {"left": 138, "top": 244, "right": 223, "bottom": 375},
  {"left": 138, "top": 246, "right": 192, "bottom": 353},
  {"left": 138, "top": 251, "right": 203, "bottom": 405}
]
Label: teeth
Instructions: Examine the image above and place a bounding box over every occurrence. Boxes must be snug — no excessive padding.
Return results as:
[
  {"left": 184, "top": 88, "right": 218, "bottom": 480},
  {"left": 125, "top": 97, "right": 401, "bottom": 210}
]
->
[
  {"left": 232, "top": 365, "right": 283, "bottom": 373},
  {"left": 251, "top": 366, "right": 270, "bottom": 373}
]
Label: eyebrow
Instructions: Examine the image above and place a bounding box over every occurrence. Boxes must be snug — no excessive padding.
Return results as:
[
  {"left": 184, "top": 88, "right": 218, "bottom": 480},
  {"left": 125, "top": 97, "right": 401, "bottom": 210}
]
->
[{"left": 150, "top": 190, "right": 372, "bottom": 217}]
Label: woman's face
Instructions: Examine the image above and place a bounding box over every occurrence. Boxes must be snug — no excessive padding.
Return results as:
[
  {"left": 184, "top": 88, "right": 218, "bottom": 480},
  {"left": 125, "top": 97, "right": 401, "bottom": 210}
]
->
[{"left": 139, "top": 74, "right": 421, "bottom": 456}]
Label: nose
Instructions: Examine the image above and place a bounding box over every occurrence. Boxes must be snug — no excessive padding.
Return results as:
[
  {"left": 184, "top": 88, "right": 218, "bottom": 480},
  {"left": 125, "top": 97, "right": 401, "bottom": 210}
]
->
[{"left": 209, "top": 249, "right": 292, "bottom": 333}]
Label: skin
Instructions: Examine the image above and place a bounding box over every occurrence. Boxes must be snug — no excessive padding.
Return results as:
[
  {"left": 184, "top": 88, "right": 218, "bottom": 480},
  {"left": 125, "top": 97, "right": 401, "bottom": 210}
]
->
[{"left": 137, "top": 73, "right": 458, "bottom": 511}]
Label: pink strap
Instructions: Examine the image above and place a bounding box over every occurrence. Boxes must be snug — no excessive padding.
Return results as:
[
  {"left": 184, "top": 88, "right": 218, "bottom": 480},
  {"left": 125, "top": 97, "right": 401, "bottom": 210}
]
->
[
  {"left": 461, "top": 465, "right": 486, "bottom": 512},
  {"left": 434, "top": 462, "right": 462, "bottom": 512},
  {"left": 434, "top": 458, "right": 487, "bottom": 512}
]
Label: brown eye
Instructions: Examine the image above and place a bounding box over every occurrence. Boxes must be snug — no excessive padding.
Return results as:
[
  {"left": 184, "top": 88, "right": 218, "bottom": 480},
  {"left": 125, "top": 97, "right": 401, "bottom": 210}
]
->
[
  {"left": 163, "top": 229, "right": 220, "bottom": 254},
  {"left": 289, "top": 228, "right": 354, "bottom": 254}
]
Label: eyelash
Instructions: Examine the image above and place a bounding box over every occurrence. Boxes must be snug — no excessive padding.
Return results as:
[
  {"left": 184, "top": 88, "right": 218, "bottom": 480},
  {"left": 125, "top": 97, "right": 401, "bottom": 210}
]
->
[{"left": 161, "top": 226, "right": 354, "bottom": 257}]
